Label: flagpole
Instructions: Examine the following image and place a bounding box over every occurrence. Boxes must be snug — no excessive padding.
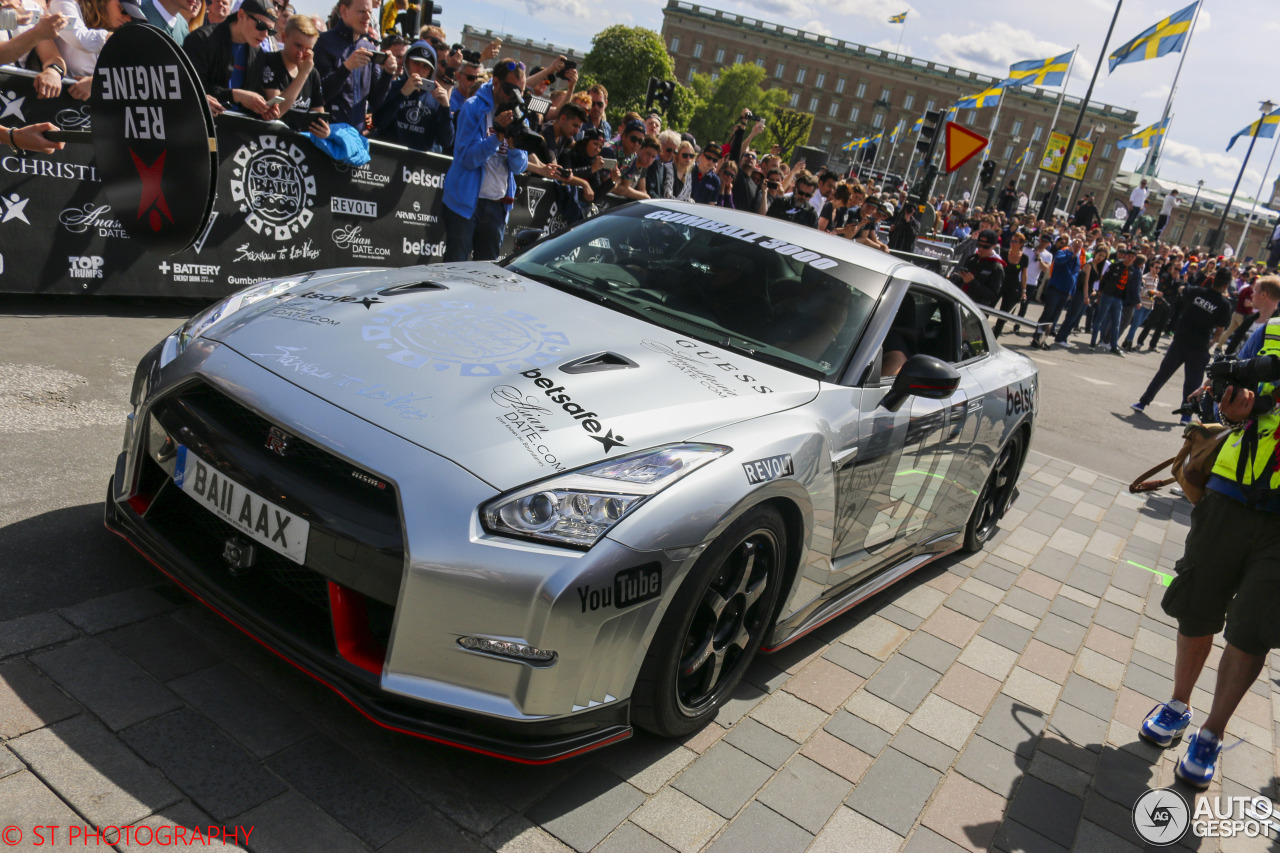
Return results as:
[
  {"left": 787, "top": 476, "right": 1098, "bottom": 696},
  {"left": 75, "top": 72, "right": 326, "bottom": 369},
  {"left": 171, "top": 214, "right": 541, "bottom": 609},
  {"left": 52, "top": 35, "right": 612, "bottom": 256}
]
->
[
  {"left": 1236, "top": 128, "right": 1280, "bottom": 256},
  {"left": 1030, "top": 46, "right": 1078, "bottom": 202},
  {"left": 1139, "top": 0, "right": 1202, "bottom": 177},
  {"left": 1214, "top": 100, "right": 1276, "bottom": 255},
  {"left": 886, "top": 120, "right": 903, "bottom": 182},
  {"left": 1040, "top": 5, "right": 1124, "bottom": 222},
  {"left": 895, "top": 16, "right": 906, "bottom": 56}
]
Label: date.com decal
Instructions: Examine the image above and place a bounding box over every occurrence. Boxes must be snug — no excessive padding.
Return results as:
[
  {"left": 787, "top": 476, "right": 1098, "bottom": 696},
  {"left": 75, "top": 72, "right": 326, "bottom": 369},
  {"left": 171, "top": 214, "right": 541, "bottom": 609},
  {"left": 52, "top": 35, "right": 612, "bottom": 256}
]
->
[
  {"left": 1, "top": 824, "right": 254, "bottom": 846},
  {"left": 1132, "top": 788, "right": 1280, "bottom": 845}
]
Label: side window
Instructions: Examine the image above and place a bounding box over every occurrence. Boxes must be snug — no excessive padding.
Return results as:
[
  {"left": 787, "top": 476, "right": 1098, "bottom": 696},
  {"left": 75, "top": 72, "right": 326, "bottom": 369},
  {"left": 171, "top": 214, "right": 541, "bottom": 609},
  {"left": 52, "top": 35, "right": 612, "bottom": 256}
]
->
[
  {"left": 880, "top": 289, "right": 959, "bottom": 379},
  {"left": 959, "top": 303, "right": 990, "bottom": 360}
]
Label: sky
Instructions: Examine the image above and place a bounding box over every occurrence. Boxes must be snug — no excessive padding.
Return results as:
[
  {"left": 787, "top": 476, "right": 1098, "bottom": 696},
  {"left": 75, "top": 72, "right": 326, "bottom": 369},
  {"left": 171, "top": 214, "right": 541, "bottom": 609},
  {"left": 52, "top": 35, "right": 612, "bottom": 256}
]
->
[{"left": 300, "top": 0, "right": 1280, "bottom": 206}]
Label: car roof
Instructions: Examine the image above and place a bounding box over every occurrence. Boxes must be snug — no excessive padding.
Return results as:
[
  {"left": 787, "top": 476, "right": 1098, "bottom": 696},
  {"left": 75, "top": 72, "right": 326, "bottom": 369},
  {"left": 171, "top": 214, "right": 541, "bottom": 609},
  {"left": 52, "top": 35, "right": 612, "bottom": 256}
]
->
[{"left": 635, "top": 199, "right": 905, "bottom": 279}]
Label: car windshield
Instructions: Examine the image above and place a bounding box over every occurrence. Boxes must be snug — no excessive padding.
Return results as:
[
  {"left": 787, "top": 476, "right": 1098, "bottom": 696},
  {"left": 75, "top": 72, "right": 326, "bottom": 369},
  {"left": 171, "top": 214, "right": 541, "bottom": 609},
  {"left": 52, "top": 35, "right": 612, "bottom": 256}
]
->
[{"left": 503, "top": 205, "right": 886, "bottom": 380}]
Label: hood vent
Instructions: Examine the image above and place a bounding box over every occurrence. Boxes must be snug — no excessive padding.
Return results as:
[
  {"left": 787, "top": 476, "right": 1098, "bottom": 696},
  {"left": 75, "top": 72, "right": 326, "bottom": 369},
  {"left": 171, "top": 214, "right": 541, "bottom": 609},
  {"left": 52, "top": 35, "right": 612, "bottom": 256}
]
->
[
  {"left": 377, "top": 280, "right": 447, "bottom": 295},
  {"left": 559, "top": 352, "right": 639, "bottom": 374}
]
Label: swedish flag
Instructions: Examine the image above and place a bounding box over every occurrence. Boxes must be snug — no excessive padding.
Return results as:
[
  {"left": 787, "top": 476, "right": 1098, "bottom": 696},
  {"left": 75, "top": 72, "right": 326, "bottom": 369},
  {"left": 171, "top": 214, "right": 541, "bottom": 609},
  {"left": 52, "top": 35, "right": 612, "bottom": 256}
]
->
[
  {"left": 1227, "top": 107, "right": 1280, "bottom": 152},
  {"left": 1117, "top": 118, "right": 1170, "bottom": 150},
  {"left": 1108, "top": 1, "right": 1198, "bottom": 72},
  {"left": 888, "top": 11, "right": 907, "bottom": 23},
  {"left": 1001, "top": 51, "right": 1074, "bottom": 89},
  {"left": 843, "top": 137, "right": 866, "bottom": 152},
  {"left": 1015, "top": 143, "right": 1032, "bottom": 166},
  {"left": 913, "top": 115, "right": 924, "bottom": 132},
  {"left": 954, "top": 88, "right": 1002, "bottom": 110}
]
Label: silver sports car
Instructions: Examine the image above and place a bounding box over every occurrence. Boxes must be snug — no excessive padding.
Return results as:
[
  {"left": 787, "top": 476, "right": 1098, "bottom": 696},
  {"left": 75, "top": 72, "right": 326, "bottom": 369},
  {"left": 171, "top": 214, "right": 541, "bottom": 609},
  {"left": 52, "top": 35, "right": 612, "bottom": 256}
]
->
[{"left": 106, "top": 200, "right": 1037, "bottom": 763}]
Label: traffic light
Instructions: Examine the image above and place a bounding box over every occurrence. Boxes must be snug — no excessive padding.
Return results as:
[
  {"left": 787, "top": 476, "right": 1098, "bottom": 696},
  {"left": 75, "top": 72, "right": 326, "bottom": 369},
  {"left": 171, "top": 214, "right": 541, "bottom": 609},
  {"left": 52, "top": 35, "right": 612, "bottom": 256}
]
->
[
  {"left": 415, "top": 2, "right": 441, "bottom": 32},
  {"left": 915, "top": 109, "right": 942, "bottom": 155},
  {"left": 979, "top": 159, "right": 996, "bottom": 185},
  {"left": 645, "top": 77, "right": 676, "bottom": 113}
]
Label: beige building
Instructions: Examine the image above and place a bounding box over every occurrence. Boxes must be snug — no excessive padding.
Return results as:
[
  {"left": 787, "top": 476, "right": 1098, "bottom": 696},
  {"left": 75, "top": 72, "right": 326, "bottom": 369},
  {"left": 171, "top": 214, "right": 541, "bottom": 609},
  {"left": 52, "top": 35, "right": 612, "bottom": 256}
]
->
[
  {"left": 660, "top": 0, "right": 1138, "bottom": 204},
  {"left": 459, "top": 25, "right": 586, "bottom": 71}
]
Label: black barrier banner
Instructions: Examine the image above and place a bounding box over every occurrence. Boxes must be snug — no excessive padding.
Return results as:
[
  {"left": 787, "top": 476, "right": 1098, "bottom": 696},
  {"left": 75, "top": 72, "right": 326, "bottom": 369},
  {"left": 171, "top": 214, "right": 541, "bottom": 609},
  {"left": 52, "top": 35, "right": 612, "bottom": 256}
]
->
[{"left": 0, "top": 70, "right": 597, "bottom": 298}]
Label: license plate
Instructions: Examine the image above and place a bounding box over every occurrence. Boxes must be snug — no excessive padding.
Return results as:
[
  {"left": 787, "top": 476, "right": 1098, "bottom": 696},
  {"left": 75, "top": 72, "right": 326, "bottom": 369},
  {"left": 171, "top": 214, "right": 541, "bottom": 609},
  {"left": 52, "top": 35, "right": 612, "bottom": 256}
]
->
[{"left": 174, "top": 445, "right": 310, "bottom": 564}]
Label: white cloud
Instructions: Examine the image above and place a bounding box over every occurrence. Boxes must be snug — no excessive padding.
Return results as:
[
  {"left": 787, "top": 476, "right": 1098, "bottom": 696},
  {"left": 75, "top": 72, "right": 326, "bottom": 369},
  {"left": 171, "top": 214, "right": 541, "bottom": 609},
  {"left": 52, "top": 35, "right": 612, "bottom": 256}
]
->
[
  {"left": 731, "top": 0, "right": 913, "bottom": 25},
  {"left": 930, "top": 23, "right": 1071, "bottom": 78},
  {"left": 524, "top": 0, "right": 591, "bottom": 17},
  {"left": 1159, "top": 139, "right": 1264, "bottom": 189},
  {"left": 802, "top": 19, "right": 832, "bottom": 36}
]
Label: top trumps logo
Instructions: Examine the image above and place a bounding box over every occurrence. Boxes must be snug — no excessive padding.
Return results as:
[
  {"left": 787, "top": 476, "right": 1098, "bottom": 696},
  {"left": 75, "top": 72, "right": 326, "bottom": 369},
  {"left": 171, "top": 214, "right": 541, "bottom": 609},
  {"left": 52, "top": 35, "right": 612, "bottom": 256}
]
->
[{"left": 229, "top": 136, "right": 316, "bottom": 241}]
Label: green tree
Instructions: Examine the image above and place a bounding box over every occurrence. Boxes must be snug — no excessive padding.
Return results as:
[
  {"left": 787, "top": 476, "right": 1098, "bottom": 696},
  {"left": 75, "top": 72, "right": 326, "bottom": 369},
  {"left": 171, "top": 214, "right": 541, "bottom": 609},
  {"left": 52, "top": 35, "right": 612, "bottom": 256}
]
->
[
  {"left": 581, "top": 26, "right": 676, "bottom": 128},
  {"left": 766, "top": 108, "right": 815, "bottom": 162},
  {"left": 686, "top": 63, "right": 788, "bottom": 149}
]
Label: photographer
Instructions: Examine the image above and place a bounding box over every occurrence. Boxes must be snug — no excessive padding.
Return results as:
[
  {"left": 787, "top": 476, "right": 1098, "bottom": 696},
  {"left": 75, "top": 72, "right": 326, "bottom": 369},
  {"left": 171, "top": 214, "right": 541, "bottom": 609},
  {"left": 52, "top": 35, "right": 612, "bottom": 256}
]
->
[
  {"left": 313, "top": 0, "right": 398, "bottom": 127},
  {"left": 441, "top": 57, "right": 528, "bottom": 262},
  {"left": 1132, "top": 267, "right": 1233, "bottom": 423},
  {"left": 372, "top": 39, "right": 451, "bottom": 151},
  {"left": 523, "top": 55, "right": 575, "bottom": 125},
  {"left": 602, "top": 120, "right": 650, "bottom": 200},
  {"left": 1137, "top": 313, "right": 1280, "bottom": 789},
  {"left": 249, "top": 14, "right": 330, "bottom": 136},
  {"left": 949, "top": 229, "right": 1005, "bottom": 307}
]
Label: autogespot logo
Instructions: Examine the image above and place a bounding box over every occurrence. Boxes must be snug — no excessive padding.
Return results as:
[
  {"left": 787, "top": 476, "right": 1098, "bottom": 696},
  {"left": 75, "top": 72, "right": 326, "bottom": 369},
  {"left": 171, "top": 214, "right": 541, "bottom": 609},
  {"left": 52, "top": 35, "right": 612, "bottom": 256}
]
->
[{"left": 1133, "top": 788, "right": 1190, "bottom": 845}]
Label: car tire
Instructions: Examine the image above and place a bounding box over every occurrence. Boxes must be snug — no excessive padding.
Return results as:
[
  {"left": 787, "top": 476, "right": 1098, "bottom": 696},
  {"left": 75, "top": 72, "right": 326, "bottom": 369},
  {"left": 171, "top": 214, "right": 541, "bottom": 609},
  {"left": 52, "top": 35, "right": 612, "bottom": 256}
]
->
[
  {"left": 963, "top": 431, "right": 1024, "bottom": 552},
  {"left": 631, "top": 505, "right": 787, "bottom": 738}
]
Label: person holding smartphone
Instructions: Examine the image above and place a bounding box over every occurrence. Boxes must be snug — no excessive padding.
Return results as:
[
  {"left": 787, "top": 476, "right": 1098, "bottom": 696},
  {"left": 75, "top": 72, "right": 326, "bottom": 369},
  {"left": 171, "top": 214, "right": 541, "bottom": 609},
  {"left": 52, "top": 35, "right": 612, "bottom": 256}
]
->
[
  {"left": 372, "top": 39, "right": 451, "bottom": 151},
  {"left": 182, "top": 0, "right": 278, "bottom": 117},
  {"left": 313, "top": 0, "right": 397, "bottom": 128},
  {"left": 249, "top": 14, "right": 329, "bottom": 135}
]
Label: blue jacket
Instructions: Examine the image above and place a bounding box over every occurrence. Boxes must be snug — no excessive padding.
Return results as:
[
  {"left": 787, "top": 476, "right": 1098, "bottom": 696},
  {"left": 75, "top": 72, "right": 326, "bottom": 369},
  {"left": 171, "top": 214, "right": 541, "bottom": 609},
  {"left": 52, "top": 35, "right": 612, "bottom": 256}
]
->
[
  {"left": 1047, "top": 248, "right": 1080, "bottom": 295},
  {"left": 314, "top": 21, "right": 395, "bottom": 126},
  {"left": 443, "top": 81, "right": 529, "bottom": 220}
]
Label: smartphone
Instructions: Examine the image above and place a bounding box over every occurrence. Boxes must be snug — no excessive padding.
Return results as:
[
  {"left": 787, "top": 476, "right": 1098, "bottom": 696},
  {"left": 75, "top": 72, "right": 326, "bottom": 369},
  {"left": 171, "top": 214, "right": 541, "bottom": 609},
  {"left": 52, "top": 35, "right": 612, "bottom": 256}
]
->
[
  {"left": 265, "top": 96, "right": 286, "bottom": 106},
  {"left": 366, "top": 50, "right": 389, "bottom": 64},
  {"left": 600, "top": 157, "right": 617, "bottom": 171}
]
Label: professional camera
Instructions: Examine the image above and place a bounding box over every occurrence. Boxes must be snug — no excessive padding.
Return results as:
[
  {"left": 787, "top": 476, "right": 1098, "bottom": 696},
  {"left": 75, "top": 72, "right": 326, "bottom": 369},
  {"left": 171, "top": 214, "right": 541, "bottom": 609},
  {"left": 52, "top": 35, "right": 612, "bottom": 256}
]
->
[
  {"left": 556, "top": 59, "right": 577, "bottom": 81},
  {"left": 1207, "top": 354, "right": 1280, "bottom": 402},
  {"left": 495, "top": 96, "right": 544, "bottom": 153},
  {"left": 460, "top": 48, "right": 481, "bottom": 64}
]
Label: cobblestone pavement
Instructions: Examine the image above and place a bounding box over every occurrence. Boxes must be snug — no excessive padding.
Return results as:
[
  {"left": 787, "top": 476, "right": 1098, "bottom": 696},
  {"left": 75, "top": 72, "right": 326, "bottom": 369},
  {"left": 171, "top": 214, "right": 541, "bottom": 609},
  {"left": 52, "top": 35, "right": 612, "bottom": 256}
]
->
[{"left": 2, "top": 449, "right": 1277, "bottom": 853}]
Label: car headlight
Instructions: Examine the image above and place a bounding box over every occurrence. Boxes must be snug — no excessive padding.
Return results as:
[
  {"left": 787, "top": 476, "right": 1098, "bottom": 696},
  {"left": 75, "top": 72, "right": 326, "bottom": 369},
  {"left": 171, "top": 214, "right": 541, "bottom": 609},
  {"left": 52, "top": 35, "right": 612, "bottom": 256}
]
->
[
  {"left": 482, "top": 443, "right": 730, "bottom": 548},
  {"left": 174, "top": 274, "right": 315, "bottom": 358}
]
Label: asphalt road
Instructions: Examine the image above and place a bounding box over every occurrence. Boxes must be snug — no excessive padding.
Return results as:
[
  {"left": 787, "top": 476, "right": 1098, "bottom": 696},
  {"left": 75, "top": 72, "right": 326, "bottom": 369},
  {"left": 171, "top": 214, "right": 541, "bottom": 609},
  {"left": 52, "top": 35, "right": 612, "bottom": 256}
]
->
[{"left": 0, "top": 293, "right": 1190, "bottom": 618}]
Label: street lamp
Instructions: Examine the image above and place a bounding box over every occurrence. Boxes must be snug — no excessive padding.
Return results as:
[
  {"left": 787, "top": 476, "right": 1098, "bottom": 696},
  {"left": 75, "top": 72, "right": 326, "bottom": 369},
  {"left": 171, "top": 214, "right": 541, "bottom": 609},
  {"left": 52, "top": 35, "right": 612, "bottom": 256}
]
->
[
  {"left": 1213, "top": 99, "right": 1276, "bottom": 254},
  {"left": 1178, "top": 179, "right": 1203, "bottom": 245}
]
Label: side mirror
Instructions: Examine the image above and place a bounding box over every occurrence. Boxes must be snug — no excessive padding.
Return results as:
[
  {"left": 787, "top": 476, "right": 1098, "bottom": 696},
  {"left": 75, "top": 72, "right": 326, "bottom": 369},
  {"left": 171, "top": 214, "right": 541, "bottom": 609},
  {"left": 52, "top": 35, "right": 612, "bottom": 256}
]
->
[
  {"left": 510, "top": 227, "right": 544, "bottom": 257},
  {"left": 880, "top": 354, "right": 961, "bottom": 412}
]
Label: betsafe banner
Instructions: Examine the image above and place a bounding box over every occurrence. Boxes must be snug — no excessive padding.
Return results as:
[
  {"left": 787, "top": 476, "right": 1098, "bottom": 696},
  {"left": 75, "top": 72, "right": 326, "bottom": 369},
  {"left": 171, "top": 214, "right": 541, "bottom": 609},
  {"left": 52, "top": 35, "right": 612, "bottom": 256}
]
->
[{"left": 0, "top": 69, "right": 584, "bottom": 297}]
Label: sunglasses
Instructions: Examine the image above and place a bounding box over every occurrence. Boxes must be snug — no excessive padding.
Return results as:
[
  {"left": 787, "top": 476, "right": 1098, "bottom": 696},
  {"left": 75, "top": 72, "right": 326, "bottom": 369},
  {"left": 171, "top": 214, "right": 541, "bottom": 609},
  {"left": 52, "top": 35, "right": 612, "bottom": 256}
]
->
[
  {"left": 794, "top": 189, "right": 813, "bottom": 200},
  {"left": 499, "top": 61, "right": 525, "bottom": 73},
  {"left": 679, "top": 152, "right": 695, "bottom": 159},
  {"left": 591, "top": 100, "right": 605, "bottom": 108},
  {"left": 251, "top": 16, "right": 273, "bottom": 30},
  {"left": 663, "top": 147, "right": 676, "bottom": 154},
  {"left": 627, "top": 135, "right": 643, "bottom": 145},
  {"left": 460, "top": 73, "right": 478, "bottom": 81}
]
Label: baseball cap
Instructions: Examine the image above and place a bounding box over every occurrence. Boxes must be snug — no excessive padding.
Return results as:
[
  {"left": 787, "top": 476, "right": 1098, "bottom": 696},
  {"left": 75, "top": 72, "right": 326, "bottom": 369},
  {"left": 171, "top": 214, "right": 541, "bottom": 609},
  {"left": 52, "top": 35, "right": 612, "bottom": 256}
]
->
[
  {"left": 623, "top": 119, "right": 646, "bottom": 136},
  {"left": 404, "top": 41, "right": 436, "bottom": 70},
  {"left": 977, "top": 228, "right": 999, "bottom": 246},
  {"left": 238, "top": 0, "right": 276, "bottom": 21}
]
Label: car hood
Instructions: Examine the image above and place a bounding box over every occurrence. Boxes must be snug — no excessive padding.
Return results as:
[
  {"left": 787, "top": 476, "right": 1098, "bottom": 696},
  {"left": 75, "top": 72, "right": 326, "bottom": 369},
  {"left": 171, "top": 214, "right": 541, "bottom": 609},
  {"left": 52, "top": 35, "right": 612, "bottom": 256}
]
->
[{"left": 208, "top": 264, "right": 820, "bottom": 489}]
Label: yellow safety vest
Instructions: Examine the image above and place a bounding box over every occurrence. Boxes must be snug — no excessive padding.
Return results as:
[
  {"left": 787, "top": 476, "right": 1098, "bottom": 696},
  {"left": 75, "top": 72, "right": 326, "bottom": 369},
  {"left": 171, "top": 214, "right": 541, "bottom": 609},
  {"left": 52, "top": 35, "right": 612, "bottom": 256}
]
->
[{"left": 1212, "top": 318, "right": 1280, "bottom": 492}]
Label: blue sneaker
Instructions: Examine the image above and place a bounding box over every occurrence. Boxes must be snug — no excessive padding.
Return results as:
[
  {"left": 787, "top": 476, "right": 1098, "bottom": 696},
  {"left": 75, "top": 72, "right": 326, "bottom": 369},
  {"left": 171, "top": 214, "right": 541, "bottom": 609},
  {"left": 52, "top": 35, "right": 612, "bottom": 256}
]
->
[
  {"left": 1131, "top": 402, "right": 1146, "bottom": 413},
  {"left": 1176, "top": 728, "right": 1222, "bottom": 789},
  {"left": 1140, "top": 701, "right": 1191, "bottom": 747}
]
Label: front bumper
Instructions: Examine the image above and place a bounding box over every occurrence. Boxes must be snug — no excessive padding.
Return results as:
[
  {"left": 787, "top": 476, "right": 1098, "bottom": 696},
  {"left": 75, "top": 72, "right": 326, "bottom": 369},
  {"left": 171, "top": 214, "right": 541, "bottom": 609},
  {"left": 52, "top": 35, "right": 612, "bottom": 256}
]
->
[
  {"left": 103, "top": 339, "right": 692, "bottom": 763},
  {"left": 105, "top": 477, "right": 632, "bottom": 763}
]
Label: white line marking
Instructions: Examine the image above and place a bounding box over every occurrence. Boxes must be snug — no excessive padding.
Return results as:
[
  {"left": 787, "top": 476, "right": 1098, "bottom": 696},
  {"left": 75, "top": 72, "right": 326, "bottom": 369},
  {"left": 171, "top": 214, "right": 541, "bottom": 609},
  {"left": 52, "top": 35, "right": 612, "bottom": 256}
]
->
[
  {"left": 1079, "top": 376, "right": 1113, "bottom": 386},
  {"left": 1027, "top": 356, "right": 1059, "bottom": 366}
]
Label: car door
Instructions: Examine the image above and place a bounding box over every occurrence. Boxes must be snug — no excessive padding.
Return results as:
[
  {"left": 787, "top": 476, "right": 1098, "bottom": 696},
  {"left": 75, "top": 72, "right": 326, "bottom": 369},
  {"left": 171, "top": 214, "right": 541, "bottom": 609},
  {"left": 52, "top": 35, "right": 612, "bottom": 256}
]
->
[{"left": 829, "top": 284, "right": 985, "bottom": 588}]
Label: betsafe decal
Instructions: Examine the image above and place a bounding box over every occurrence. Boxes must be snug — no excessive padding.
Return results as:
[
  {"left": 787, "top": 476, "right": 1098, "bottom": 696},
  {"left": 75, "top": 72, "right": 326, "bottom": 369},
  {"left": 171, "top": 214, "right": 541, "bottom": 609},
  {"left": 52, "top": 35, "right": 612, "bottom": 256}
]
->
[{"left": 520, "top": 368, "right": 626, "bottom": 454}]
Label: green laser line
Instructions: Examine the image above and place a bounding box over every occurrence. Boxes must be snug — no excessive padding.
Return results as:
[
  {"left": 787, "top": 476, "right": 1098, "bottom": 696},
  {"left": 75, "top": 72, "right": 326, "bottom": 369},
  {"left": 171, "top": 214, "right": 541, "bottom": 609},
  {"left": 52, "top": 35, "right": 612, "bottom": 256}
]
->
[{"left": 1126, "top": 559, "right": 1173, "bottom": 587}]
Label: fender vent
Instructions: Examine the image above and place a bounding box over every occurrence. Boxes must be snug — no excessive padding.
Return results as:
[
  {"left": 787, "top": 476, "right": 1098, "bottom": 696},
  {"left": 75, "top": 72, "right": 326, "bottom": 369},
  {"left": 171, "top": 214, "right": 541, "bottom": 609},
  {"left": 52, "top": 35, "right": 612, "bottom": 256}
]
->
[{"left": 559, "top": 352, "right": 639, "bottom": 374}]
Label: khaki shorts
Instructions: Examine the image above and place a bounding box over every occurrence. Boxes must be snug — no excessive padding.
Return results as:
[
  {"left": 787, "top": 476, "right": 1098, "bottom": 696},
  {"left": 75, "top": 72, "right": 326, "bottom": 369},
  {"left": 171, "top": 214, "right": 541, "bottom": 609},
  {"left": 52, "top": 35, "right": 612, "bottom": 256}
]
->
[{"left": 1161, "top": 489, "right": 1280, "bottom": 655}]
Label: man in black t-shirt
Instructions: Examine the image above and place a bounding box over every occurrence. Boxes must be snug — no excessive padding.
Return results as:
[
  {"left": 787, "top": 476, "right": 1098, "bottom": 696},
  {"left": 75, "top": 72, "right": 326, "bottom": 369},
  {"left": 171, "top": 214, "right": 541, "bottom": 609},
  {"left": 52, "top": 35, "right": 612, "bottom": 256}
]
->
[
  {"left": 249, "top": 15, "right": 330, "bottom": 136},
  {"left": 1133, "top": 268, "right": 1233, "bottom": 423}
]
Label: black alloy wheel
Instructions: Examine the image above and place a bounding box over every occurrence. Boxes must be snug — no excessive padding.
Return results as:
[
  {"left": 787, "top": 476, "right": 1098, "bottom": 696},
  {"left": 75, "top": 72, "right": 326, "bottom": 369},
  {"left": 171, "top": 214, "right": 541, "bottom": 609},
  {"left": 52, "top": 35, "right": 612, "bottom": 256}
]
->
[
  {"left": 963, "top": 431, "right": 1024, "bottom": 552},
  {"left": 632, "top": 505, "right": 786, "bottom": 737}
]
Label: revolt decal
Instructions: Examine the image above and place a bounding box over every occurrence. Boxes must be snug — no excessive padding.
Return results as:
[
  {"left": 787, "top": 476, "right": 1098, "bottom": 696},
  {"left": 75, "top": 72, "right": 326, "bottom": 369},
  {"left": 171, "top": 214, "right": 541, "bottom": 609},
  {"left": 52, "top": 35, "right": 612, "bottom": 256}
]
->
[
  {"left": 743, "top": 453, "right": 794, "bottom": 485},
  {"left": 520, "top": 369, "right": 626, "bottom": 454}
]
